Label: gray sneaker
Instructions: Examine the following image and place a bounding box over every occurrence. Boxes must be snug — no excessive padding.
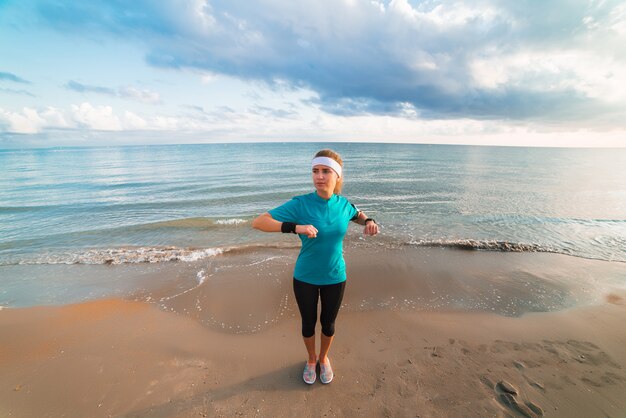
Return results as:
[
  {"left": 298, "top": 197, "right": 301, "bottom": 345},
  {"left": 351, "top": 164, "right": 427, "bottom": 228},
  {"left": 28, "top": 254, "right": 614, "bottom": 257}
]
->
[
  {"left": 319, "top": 360, "right": 333, "bottom": 384},
  {"left": 303, "top": 362, "right": 316, "bottom": 384}
]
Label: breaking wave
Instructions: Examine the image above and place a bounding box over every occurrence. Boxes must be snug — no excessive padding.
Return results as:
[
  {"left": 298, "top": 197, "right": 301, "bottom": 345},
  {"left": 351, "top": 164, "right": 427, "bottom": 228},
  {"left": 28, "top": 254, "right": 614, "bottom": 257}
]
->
[
  {"left": 2, "top": 242, "right": 301, "bottom": 266},
  {"left": 7, "top": 246, "right": 224, "bottom": 265},
  {"left": 2, "top": 237, "right": 623, "bottom": 266},
  {"left": 140, "top": 217, "right": 250, "bottom": 229},
  {"left": 406, "top": 239, "right": 566, "bottom": 254}
]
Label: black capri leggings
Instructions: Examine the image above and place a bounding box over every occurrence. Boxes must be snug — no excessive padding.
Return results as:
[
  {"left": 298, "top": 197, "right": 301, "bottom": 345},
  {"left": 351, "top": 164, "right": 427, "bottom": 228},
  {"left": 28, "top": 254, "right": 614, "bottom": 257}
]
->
[{"left": 293, "top": 278, "right": 346, "bottom": 338}]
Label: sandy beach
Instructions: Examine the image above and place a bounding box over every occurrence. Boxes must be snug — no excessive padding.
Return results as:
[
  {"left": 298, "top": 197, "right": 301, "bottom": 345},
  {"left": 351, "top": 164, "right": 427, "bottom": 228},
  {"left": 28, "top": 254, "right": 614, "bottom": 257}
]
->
[{"left": 1, "top": 248, "right": 626, "bottom": 417}]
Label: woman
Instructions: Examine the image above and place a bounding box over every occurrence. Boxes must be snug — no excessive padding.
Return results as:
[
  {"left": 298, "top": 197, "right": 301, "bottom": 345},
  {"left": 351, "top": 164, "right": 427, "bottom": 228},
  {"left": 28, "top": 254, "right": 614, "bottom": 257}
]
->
[{"left": 252, "top": 149, "right": 379, "bottom": 384}]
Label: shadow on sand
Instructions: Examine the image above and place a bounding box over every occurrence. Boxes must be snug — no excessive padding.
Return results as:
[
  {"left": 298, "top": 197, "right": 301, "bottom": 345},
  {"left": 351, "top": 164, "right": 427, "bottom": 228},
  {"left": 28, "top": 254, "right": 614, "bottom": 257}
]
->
[{"left": 125, "top": 361, "right": 316, "bottom": 417}]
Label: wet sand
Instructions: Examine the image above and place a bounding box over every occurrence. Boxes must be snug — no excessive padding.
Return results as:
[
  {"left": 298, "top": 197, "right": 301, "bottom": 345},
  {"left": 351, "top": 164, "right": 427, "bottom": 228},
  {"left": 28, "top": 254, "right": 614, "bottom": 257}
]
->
[{"left": 1, "top": 248, "right": 626, "bottom": 417}]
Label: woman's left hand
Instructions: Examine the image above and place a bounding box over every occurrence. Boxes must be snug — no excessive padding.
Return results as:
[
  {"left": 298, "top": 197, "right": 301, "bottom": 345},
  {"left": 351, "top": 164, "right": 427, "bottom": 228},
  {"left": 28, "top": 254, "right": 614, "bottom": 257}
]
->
[{"left": 364, "top": 221, "right": 379, "bottom": 236}]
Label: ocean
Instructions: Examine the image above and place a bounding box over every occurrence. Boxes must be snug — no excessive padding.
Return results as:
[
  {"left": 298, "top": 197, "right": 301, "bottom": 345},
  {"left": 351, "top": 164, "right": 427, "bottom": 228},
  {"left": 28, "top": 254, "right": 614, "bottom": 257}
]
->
[{"left": 1, "top": 142, "right": 625, "bottom": 310}]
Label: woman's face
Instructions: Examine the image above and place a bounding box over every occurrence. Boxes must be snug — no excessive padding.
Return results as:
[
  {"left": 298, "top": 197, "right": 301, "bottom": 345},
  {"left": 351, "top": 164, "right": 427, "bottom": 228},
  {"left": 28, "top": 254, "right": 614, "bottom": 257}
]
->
[{"left": 312, "top": 164, "right": 338, "bottom": 195}]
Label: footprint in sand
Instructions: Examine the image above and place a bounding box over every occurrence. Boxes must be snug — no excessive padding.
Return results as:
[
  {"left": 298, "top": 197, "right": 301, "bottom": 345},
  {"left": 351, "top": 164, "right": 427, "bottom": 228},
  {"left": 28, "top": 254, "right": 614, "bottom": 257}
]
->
[
  {"left": 566, "top": 340, "right": 599, "bottom": 352},
  {"left": 581, "top": 371, "right": 626, "bottom": 387},
  {"left": 605, "top": 293, "right": 624, "bottom": 305},
  {"left": 423, "top": 345, "right": 444, "bottom": 358},
  {"left": 495, "top": 380, "right": 544, "bottom": 418}
]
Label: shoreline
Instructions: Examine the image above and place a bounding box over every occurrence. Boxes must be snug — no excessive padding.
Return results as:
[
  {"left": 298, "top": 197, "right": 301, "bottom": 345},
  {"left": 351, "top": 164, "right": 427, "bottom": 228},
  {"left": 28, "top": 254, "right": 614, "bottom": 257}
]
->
[{"left": 3, "top": 246, "right": 626, "bottom": 312}]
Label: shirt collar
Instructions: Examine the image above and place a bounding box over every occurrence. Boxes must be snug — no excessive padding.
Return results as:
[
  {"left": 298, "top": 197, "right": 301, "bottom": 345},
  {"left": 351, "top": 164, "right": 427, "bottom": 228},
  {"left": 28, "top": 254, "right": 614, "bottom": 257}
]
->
[{"left": 313, "top": 191, "right": 335, "bottom": 203}]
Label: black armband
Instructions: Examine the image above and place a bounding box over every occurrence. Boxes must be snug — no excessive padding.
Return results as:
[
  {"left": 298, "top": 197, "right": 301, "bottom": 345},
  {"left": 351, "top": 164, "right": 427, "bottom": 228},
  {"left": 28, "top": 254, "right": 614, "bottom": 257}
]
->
[
  {"left": 365, "top": 218, "right": 376, "bottom": 225},
  {"left": 350, "top": 203, "right": 361, "bottom": 221},
  {"left": 281, "top": 222, "right": 297, "bottom": 234}
]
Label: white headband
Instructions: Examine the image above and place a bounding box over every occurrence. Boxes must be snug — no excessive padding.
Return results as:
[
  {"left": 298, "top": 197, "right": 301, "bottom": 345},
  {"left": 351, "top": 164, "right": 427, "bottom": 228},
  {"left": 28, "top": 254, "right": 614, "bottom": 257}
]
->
[{"left": 311, "top": 156, "right": 342, "bottom": 178}]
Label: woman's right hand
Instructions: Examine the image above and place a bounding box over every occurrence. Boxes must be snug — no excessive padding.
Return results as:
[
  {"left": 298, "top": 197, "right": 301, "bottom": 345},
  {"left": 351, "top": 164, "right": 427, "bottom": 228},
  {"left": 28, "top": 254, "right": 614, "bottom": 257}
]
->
[{"left": 296, "top": 224, "right": 318, "bottom": 238}]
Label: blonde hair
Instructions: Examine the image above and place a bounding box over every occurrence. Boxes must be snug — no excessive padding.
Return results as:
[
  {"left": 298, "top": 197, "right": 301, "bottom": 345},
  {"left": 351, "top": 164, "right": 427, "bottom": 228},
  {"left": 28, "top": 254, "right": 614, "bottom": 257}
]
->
[{"left": 314, "top": 149, "right": 343, "bottom": 194}]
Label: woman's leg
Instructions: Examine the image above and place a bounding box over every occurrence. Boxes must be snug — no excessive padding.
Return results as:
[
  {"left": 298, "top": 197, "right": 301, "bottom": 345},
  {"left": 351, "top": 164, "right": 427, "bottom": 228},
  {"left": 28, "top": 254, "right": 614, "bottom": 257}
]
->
[
  {"left": 293, "top": 278, "right": 320, "bottom": 363},
  {"left": 303, "top": 335, "right": 316, "bottom": 364},
  {"left": 319, "top": 334, "right": 333, "bottom": 364},
  {"left": 318, "top": 281, "right": 346, "bottom": 363}
]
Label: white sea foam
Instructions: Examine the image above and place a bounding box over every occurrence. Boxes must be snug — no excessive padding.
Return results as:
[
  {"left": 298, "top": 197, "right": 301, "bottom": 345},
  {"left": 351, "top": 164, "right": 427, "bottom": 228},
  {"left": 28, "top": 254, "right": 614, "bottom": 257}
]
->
[
  {"left": 178, "top": 248, "right": 224, "bottom": 262},
  {"left": 196, "top": 269, "right": 207, "bottom": 285},
  {"left": 14, "top": 246, "right": 224, "bottom": 265},
  {"left": 406, "top": 239, "right": 560, "bottom": 254},
  {"left": 215, "top": 218, "right": 248, "bottom": 225},
  {"left": 160, "top": 268, "right": 210, "bottom": 302}
]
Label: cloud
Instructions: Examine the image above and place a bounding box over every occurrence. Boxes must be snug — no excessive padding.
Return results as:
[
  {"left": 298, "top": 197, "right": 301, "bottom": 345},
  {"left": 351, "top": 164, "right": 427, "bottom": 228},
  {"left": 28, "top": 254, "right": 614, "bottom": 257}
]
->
[
  {"left": 118, "top": 86, "right": 161, "bottom": 104},
  {"left": 0, "top": 71, "right": 30, "bottom": 84},
  {"left": 70, "top": 102, "right": 123, "bottom": 130},
  {"left": 0, "top": 108, "right": 44, "bottom": 134},
  {"left": 4, "top": 0, "right": 626, "bottom": 128},
  {"left": 200, "top": 72, "right": 219, "bottom": 84},
  {"left": 2, "top": 101, "right": 625, "bottom": 148},
  {"left": 65, "top": 80, "right": 116, "bottom": 95},
  {"left": 307, "top": 97, "right": 421, "bottom": 118},
  {"left": 18, "top": 0, "right": 624, "bottom": 123},
  {"left": 0, "top": 103, "right": 174, "bottom": 133},
  {"left": 0, "top": 100, "right": 303, "bottom": 134},
  {"left": 123, "top": 110, "right": 148, "bottom": 129},
  {"left": 182, "top": 104, "right": 206, "bottom": 113},
  {"left": 0, "top": 87, "right": 36, "bottom": 97},
  {"left": 249, "top": 105, "right": 297, "bottom": 119},
  {"left": 65, "top": 80, "right": 161, "bottom": 104},
  {"left": 0, "top": 103, "right": 148, "bottom": 133},
  {"left": 0, "top": 106, "right": 68, "bottom": 133}
]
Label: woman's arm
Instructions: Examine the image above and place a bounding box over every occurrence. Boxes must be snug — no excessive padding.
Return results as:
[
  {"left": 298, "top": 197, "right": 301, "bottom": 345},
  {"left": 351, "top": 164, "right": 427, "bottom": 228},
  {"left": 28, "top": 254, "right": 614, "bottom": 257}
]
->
[
  {"left": 252, "top": 212, "right": 318, "bottom": 238},
  {"left": 352, "top": 211, "right": 379, "bottom": 236},
  {"left": 251, "top": 212, "right": 282, "bottom": 232}
]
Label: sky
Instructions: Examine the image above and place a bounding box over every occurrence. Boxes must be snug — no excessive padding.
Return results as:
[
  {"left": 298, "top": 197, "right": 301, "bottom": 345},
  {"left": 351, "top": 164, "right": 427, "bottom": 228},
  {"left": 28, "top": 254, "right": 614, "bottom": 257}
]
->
[{"left": 1, "top": 0, "right": 625, "bottom": 148}]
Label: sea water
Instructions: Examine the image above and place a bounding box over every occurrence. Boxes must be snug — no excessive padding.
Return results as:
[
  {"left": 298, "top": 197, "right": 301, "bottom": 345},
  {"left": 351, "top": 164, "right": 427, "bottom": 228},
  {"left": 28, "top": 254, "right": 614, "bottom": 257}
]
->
[{"left": 1, "top": 143, "right": 625, "bottom": 307}]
